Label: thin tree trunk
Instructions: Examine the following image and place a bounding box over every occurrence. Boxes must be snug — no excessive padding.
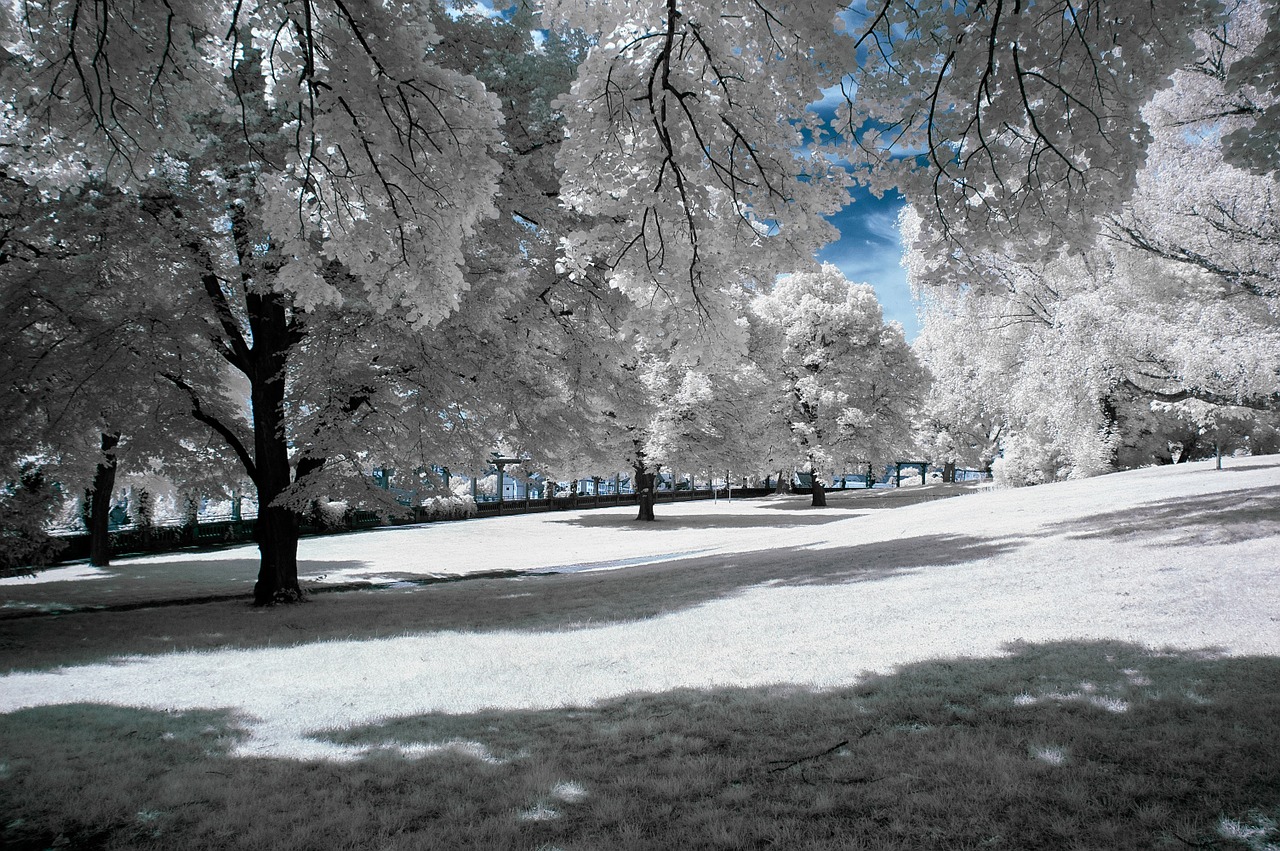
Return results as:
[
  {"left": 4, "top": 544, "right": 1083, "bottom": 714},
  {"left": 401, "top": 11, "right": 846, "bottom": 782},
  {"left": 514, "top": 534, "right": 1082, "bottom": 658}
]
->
[{"left": 86, "top": 432, "right": 120, "bottom": 567}]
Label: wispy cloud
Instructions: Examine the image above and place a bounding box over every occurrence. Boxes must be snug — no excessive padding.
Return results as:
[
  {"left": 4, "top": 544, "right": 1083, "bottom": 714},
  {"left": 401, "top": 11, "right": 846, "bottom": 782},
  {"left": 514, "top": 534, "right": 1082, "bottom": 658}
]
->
[{"left": 817, "top": 187, "right": 919, "bottom": 338}]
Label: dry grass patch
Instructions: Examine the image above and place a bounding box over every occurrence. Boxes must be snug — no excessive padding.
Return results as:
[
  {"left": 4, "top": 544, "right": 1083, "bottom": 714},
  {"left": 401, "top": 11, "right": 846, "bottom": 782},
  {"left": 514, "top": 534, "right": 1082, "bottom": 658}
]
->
[{"left": 3, "top": 641, "right": 1278, "bottom": 850}]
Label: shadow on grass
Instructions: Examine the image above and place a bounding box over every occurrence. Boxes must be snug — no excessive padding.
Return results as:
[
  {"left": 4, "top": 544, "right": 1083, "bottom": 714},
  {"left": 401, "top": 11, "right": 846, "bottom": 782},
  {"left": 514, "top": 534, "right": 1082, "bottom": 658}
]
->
[
  {"left": 758, "top": 485, "right": 976, "bottom": 511},
  {"left": 4, "top": 642, "right": 1278, "bottom": 850},
  {"left": 0, "top": 560, "right": 370, "bottom": 619},
  {"left": 1048, "top": 486, "right": 1280, "bottom": 547},
  {"left": 553, "top": 510, "right": 866, "bottom": 530},
  {"left": 0, "top": 703, "right": 248, "bottom": 850},
  {"left": 1213, "top": 461, "right": 1280, "bottom": 473},
  {"left": 0, "top": 533, "right": 1015, "bottom": 672}
]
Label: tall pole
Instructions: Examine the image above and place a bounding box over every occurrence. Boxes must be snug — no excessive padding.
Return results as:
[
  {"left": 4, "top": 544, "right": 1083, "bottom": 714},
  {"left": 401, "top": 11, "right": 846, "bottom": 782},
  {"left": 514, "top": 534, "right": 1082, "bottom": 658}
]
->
[{"left": 496, "top": 462, "right": 505, "bottom": 514}]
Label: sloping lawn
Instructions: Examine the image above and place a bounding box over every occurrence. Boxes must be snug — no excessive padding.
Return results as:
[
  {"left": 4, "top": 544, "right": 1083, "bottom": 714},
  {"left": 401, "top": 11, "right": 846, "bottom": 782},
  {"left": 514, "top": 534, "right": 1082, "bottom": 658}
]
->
[{"left": 2, "top": 456, "right": 1278, "bottom": 849}]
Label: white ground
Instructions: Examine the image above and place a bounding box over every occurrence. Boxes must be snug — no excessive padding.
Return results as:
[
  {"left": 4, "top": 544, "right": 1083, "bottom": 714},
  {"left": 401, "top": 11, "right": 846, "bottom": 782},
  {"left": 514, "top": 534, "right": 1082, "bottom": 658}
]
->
[{"left": 1, "top": 455, "right": 1277, "bottom": 761}]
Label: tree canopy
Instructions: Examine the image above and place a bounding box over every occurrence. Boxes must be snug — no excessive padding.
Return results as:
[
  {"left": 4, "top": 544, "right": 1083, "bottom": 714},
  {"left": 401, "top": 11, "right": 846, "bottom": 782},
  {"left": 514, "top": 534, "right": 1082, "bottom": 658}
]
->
[{"left": 2, "top": 0, "right": 1277, "bottom": 585}]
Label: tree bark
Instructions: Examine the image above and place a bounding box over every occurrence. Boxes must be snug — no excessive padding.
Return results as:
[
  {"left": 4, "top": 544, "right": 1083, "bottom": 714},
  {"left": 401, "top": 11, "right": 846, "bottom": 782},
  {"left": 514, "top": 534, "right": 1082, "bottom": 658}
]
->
[
  {"left": 809, "top": 462, "right": 826, "bottom": 508},
  {"left": 86, "top": 432, "right": 120, "bottom": 567},
  {"left": 943, "top": 461, "right": 956, "bottom": 484},
  {"left": 634, "top": 460, "right": 656, "bottom": 522},
  {"left": 247, "top": 291, "right": 304, "bottom": 605},
  {"left": 773, "top": 470, "right": 786, "bottom": 494}
]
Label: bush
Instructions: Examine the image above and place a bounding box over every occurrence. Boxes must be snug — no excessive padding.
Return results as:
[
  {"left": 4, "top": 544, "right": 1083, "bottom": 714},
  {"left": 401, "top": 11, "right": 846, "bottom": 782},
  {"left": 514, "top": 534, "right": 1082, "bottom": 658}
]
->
[
  {"left": 315, "top": 500, "right": 349, "bottom": 528},
  {"left": 418, "top": 494, "right": 477, "bottom": 522},
  {"left": 0, "top": 465, "right": 66, "bottom": 575}
]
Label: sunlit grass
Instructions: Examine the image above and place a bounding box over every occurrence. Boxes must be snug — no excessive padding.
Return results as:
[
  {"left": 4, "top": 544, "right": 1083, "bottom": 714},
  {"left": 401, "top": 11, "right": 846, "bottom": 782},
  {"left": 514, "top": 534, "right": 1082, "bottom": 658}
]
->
[
  {"left": 3, "top": 642, "right": 1277, "bottom": 850},
  {"left": 3, "top": 461, "right": 1278, "bottom": 847}
]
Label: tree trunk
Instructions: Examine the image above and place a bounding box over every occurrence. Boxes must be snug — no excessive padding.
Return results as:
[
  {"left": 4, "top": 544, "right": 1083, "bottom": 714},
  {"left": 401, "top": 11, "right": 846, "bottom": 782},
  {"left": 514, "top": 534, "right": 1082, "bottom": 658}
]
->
[
  {"left": 248, "top": 291, "right": 304, "bottom": 606},
  {"left": 634, "top": 461, "right": 656, "bottom": 522},
  {"left": 809, "top": 462, "right": 826, "bottom": 507},
  {"left": 86, "top": 432, "right": 120, "bottom": 567},
  {"left": 773, "top": 470, "right": 786, "bottom": 494},
  {"left": 943, "top": 461, "right": 956, "bottom": 484}
]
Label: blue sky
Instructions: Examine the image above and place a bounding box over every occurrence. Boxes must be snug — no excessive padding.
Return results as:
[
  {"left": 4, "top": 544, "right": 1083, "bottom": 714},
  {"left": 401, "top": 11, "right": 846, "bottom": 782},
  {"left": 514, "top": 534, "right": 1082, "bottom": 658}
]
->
[
  {"left": 817, "top": 187, "right": 920, "bottom": 340},
  {"left": 807, "top": 78, "right": 920, "bottom": 340}
]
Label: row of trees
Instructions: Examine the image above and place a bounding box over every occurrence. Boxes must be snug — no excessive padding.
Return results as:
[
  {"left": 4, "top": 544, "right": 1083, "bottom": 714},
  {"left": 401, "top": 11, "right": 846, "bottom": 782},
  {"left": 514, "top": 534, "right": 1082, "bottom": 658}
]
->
[
  {"left": 3, "top": 0, "right": 1276, "bottom": 597},
  {"left": 910, "top": 0, "right": 1280, "bottom": 484},
  {"left": 0, "top": 1, "right": 925, "bottom": 600}
]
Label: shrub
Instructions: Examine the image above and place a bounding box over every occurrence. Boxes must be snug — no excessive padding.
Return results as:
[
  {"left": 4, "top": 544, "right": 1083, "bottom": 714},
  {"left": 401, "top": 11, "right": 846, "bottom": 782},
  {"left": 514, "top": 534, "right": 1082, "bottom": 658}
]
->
[{"left": 419, "top": 494, "right": 477, "bottom": 522}]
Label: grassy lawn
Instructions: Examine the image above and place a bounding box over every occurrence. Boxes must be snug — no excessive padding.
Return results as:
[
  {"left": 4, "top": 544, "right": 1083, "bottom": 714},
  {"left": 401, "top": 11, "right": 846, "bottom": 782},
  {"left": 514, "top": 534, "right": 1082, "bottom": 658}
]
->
[
  {"left": 3, "top": 462, "right": 1279, "bottom": 849},
  {"left": 2, "top": 640, "right": 1278, "bottom": 850}
]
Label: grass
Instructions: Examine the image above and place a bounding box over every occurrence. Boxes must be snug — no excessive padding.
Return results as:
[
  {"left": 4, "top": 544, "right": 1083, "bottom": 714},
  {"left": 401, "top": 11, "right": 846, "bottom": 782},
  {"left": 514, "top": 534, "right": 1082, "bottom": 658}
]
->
[
  {"left": 2, "top": 641, "right": 1278, "bottom": 850},
  {"left": 3, "top": 465, "right": 1278, "bottom": 849},
  {"left": 0, "top": 531, "right": 1009, "bottom": 673}
]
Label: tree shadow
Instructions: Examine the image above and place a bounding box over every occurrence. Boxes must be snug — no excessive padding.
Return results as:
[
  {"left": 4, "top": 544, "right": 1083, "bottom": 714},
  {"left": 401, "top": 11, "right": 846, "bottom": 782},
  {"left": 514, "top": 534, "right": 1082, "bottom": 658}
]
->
[
  {"left": 0, "top": 536, "right": 1015, "bottom": 672},
  {"left": 5, "top": 642, "right": 1278, "bottom": 850},
  {"left": 0, "top": 703, "right": 248, "bottom": 850},
  {"left": 0, "top": 560, "right": 370, "bottom": 619},
  {"left": 311, "top": 531, "right": 1016, "bottom": 638},
  {"left": 552, "top": 509, "right": 864, "bottom": 530},
  {"left": 1214, "top": 461, "right": 1280, "bottom": 473},
  {"left": 1047, "top": 487, "right": 1280, "bottom": 547},
  {"left": 760, "top": 485, "right": 976, "bottom": 511}
]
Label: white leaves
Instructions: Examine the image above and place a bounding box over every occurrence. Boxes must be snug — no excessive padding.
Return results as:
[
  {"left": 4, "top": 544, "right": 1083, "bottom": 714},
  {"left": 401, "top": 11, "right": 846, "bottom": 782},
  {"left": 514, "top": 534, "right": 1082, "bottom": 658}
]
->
[
  {"left": 2, "top": 0, "right": 507, "bottom": 324},
  {"left": 754, "top": 263, "right": 927, "bottom": 468},
  {"left": 846, "top": 0, "right": 1225, "bottom": 251},
  {"left": 548, "top": 0, "right": 848, "bottom": 334}
]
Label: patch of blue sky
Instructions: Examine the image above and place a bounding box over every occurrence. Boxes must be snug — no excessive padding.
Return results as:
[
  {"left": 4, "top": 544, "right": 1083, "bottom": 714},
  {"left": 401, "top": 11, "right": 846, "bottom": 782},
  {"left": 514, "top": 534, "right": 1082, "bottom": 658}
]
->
[
  {"left": 804, "top": 71, "right": 920, "bottom": 339},
  {"left": 442, "top": 0, "right": 506, "bottom": 20},
  {"left": 818, "top": 187, "right": 919, "bottom": 339}
]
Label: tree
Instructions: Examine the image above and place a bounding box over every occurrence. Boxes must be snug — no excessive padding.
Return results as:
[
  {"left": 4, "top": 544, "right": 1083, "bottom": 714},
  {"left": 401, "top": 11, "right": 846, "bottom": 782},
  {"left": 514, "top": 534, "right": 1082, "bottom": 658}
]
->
[
  {"left": 0, "top": 462, "right": 65, "bottom": 573},
  {"left": 753, "top": 264, "right": 927, "bottom": 506},
  {"left": 1106, "top": 0, "right": 1279, "bottom": 319},
  {"left": 544, "top": 0, "right": 849, "bottom": 350},
  {"left": 2, "top": 0, "right": 512, "bottom": 599},
  {"left": 906, "top": 219, "right": 1279, "bottom": 485},
  {"left": 904, "top": 1, "right": 1280, "bottom": 486},
  {"left": 0, "top": 179, "right": 237, "bottom": 566},
  {"left": 841, "top": 0, "right": 1231, "bottom": 255},
  {"left": 642, "top": 357, "right": 771, "bottom": 484}
]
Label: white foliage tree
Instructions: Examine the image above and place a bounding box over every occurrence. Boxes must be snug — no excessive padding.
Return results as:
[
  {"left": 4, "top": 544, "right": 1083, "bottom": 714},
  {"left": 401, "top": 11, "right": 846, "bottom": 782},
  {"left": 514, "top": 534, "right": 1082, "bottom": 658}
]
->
[
  {"left": 543, "top": 0, "right": 849, "bottom": 357},
  {"left": 753, "top": 264, "right": 927, "bottom": 506},
  {"left": 842, "top": 0, "right": 1233, "bottom": 255}
]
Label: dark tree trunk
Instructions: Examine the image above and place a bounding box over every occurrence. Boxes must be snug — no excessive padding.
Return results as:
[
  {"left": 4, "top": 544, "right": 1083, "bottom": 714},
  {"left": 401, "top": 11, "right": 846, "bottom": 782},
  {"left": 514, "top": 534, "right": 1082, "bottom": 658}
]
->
[
  {"left": 810, "top": 476, "right": 827, "bottom": 507},
  {"left": 634, "top": 461, "right": 656, "bottom": 522},
  {"left": 943, "top": 461, "right": 956, "bottom": 484},
  {"left": 773, "top": 471, "right": 786, "bottom": 494},
  {"left": 86, "top": 432, "right": 120, "bottom": 567},
  {"left": 247, "top": 291, "right": 304, "bottom": 606},
  {"left": 175, "top": 207, "right": 311, "bottom": 606}
]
